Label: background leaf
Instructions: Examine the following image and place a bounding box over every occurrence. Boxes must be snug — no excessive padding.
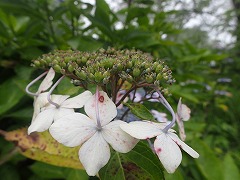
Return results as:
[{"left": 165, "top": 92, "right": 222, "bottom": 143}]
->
[
  {"left": 99, "top": 141, "right": 164, "bottom": 180},
  {"left": 3, "top": 128, "right": 84, "bottom": 170},
  {"left": 124, "top": 103, "right": 155, "bottom": 121}
]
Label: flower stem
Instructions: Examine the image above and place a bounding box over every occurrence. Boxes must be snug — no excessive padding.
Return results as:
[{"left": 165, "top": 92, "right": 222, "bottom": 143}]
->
[
  {"left": 47, "top": 75, "right": 65, "bottom": 108},
  {"left": 0, "top": 147, "right": 19, "bottom": 165},
  {"left": 25, "top": 71, "right": 48, "bottom": 96},
  {"left": 95, "top": 86, "right": 102, "bottom": 130},
  {"left": 155, "top": 88, "right": 176, "bottom": 133}
]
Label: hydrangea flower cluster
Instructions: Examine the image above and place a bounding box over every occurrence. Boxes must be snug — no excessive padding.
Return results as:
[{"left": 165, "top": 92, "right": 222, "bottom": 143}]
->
[{"left": 26, "top": 48, "right": 199, "bottom": 176}]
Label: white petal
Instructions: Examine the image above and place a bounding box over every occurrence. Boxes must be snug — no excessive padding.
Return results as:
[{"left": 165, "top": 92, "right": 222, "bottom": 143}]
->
[
  {"left": 120, "top": 121, "right": 162, "bottom": 139},
  {"left": 28, "top": 109, "right": 55, "bottom": 134},
  {"left": 79, "top": 132, "right": 110, "bottom": 176},
  {"left": 61, "top": 91, "right": 92, "bottom": 108},
  {"left": 49, "top": 113, "right": 96, "bottom": 147},
  {"left": 102, "top": 120, "right": 139, "bottom": 153},
  {"left": 51, "top": 95, "right": 70, "bottom": 105},
  {"left": 176, "top": 114, "right": 186, "bottom": 141},
  {"left": 54, "top": 108, "right": 74, "bottom": 121},
  {"left": 151, "top": 110, "right": 168, "bottom": 122},
  {"left": 38, "top": 68, "right": 55, "bottom": 93},
  {"left": 168, "top": 132, "right": 199, "bottom": 158},
  {"left": 154, "top": 133, "right": 182, "bottom": 173},
  {"left": 177, "top": 98, "right": 191, "bottom": 121},
  {"left": 85, "top": 91, "right": 117, "bottom": 126},
  {"left": 32, "top": 92, "right": 49, "bottom": 121}
]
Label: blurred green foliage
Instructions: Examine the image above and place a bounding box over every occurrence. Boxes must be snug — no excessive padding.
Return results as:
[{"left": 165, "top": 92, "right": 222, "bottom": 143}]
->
[{"left": 0, "top": 0, "right": 239, "bottom": 179}]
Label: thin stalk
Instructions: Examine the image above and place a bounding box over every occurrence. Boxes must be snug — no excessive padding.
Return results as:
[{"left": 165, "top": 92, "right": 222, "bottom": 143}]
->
[
  {"left": 47, "top": 76, "right": 65, "bottom": 108},
  {"left": 120, "top": 108, "right": 130, "bottom": 121},
  {"left": 95, "top": 86, "right": 102, "bottom": 129},
  {"left": 0, "top": 147, "right": 19, "bottom": 165},
  {"left": 115, "top": 85, "right": 136, "bottom": 107},
  {"left": 155, "top": 88, "right": 176, "bottom": 133},
  {"left": 25, "top": 71, "right": 48, "bottom": 96}
]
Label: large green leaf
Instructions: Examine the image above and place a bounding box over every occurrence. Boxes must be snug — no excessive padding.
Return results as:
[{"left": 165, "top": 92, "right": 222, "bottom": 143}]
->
[
  {"left": 30, "top": 162, "right": 89, "bottom": 180},
  {"left": 192, "top": 139, "right": 224, "bottom": 180},
  {"left": 99, "top": 141, "right": 164, "bottom": 180},
  {"left": 124, "top": 102, "right": 155, "bottom": 121},
  {"left": 0, "top": 79, "right": 25, "bottom": 115},
  {"left": 223, "top": 153, "right": 240, "bottom": 180},
  {"left": 3, "top": 128, "right": 84, "bottom": 170}
]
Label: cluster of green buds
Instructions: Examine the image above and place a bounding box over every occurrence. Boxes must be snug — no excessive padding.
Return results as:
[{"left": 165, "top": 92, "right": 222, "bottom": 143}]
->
[{"left": 32, "top": 47, "right": 175, "bottom": 98}]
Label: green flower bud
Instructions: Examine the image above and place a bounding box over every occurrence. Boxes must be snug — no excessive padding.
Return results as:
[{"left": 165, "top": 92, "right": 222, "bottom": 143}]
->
[
  {"left": 126, "top": 61, "right": 133, "bottom": 68},
  {"left": 76, "top": 71, "right": 87, "bottom": 80},
  {"left": 156, "top": 73, "right": 162, "bottom": 81},
  {"left": 68, "top": 64, "right": 74, "bottom": 73},
  {"left": 155, "top": 64, "right": 163, "bottom": 73},
  {"left": 46, "top": 57, "right": 51, "bottom": 63},
  {"left": 146, "top": 76, "right": 154, "bottom": 83},
  {"left": 94, "top": 72, "right": 104, "bottom": 83},
  {"left": 33, "top": 60, "right": 41, "bottom": 67},
  {"left": 133, "top": 68, "right": 141, "bottom": 77},
  {"left": 53, "top": 64, "right": 62, "bottom": 73}
]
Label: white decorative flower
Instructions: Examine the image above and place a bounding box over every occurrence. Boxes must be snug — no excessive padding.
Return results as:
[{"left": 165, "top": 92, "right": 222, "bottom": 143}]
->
[
  {"left": 28, "top": 90, "right": 92, "bottom": 134},
  {"left": 49, "top": 91, "right": 138, "bottom": 176},
  {"left": 120, "top": 121, "right": 199, "bottom": 173},
  {"left": 151, "top": 110, "right": 168, "bottom": 123},
  {"left": 32, "top": 68, "right": 55, "bottom": 121},
  {"left": 176, "top": 98, "right": 191, "bottom": 141},
  {"left": 177, "top": 97, "right": 191, "bottom": 121}
]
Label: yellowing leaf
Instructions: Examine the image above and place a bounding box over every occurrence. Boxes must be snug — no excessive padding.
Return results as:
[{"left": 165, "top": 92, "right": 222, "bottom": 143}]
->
[{"left": 3, "top": 128, "right": 83, "bottom": 170}]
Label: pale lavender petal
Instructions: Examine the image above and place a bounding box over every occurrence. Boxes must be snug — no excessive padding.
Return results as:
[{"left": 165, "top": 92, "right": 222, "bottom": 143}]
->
[
  {"left": 61, "top": 91, "right": 92, "bottom": 108},
  {"left": 54, "top": 108, "right": 74, "bottom": 121},
  {"left": 49, "top": 113, "right": 96, "bottom": 147},
  {"left": 28, "top": 108, "right": 55, "bottom": 134},
  {"left": 120, "top": 121, "right": 162, "bottom": 139},
  {"left": 102, "top": 120, "right": 138, "bottom": 153},
  {"left": 168, "top": 132, "right": 199, "bottom": 158},
  {"left": 154, "top": 133, "right": 182, "bottom": 173},
  {"left": 37, "top": 68, "right": 55, "bottom": 93},
  {"left": 85, "top": 91, "right": 117, "bottom": 126},
  {"left": 79, "top": 132, "right": 110, "bottom": 176}
]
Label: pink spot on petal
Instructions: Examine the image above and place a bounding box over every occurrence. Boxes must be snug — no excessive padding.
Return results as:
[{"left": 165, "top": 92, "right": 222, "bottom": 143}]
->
[
  {"left": 99, "top": 96, "right": 104, "bottom": 103},
  {"left": 155, "top": 148, "right": 162, "bottom": 154}
]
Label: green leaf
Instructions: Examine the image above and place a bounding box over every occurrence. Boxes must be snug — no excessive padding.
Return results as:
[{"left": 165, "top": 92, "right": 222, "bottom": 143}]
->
[
  {"left": 3, "top": 128, "right": 84, "bottom": 170},
  {"left": 67, "top": 36, "right": 103, "bottom": 51},
  {"left": 0, "top": 79, "right": 25, "bottom": 115},
  {"left": 124, "top": 103, "right": 155, "bottom": 121},
  {"left": 99, "top": 141, "right": 164, "bottom": 180},
  {"left": 30, "top": 162, "right": 66, "bottom": 179},
  {"left": 0, "top": 164, "right": 20, "bottom": 180},
  {"left": 192, "top": 139, "right": 224, "bottom": 180},
  {"left": 66, "top": 169, "right": 88, "bottom": 180},
  {"left": 223, "top": 154, "right": 240, "bottom": 180}
]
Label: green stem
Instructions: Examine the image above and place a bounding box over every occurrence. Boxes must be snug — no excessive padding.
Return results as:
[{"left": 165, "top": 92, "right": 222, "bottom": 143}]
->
[{"left": 0, "top": 147, "right": 19, "bottom": 165}]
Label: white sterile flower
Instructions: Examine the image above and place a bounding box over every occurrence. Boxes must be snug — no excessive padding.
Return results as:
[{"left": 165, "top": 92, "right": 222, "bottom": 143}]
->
[
  {"left": 151, "top": 110, "right": 168, "bottom": 123},
  {"left": 49, "top": 91, "right": 138, "bottom": 176},
  {"left": 120, "top": 121, "right": 199, "bottom": 173},
  {"left": 176, "top": 98, "right": 191, "bottom": 141},
  {"left": 28, "top": 90, "right": 92, "bottom": 134},
  {"left": 32, "top": 68, "right": 55, "bottom": 121},
  {"left": 177, "top": 97, "right": 191, "bottom": 121}
]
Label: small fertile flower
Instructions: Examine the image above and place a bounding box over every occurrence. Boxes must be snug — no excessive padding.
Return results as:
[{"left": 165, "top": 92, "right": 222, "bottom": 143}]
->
[
  {"left": 49, "top": 90, "right": 138, "bottom": 176},
  {"left": 28, "top": 90, "right": 92, "bottom": 134},
  {"left": 176, "top": 98, "right": 191, "bottom": 141},
  {"left": 120, "top": 121, "right": 199, "bottom": 173}
]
